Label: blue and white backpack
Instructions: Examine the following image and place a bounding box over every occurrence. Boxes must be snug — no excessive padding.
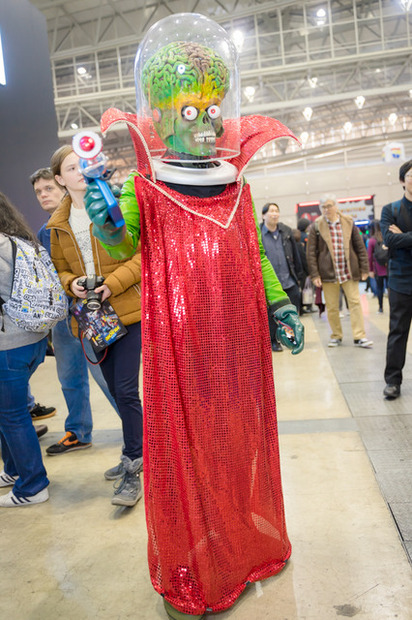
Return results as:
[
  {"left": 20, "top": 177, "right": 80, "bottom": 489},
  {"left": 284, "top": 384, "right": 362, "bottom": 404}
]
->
[{"left": 0, "top": 236, "right": 68, "bottom": 333}]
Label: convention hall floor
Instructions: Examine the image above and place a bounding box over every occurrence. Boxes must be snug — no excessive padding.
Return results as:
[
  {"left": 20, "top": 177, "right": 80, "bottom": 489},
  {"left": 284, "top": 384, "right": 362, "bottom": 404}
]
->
[{"left": 1, "top": 289, "right": 412, "bottom": 620}]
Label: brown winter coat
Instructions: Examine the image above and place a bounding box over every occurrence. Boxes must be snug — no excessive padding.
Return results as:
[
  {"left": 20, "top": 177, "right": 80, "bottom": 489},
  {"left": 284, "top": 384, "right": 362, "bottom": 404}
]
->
[
  {"left": 47, "top": 195, "right": 141, "bottom": 336},
  {"left": 306, "top": 212, "right": 369, "bottom": 283}
]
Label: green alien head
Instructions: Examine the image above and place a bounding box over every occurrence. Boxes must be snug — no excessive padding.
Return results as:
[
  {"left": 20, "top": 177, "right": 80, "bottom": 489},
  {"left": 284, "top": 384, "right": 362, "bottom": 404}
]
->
[
  {"left": 141, "top": 41, "right": 230, "bottom": 159},
  {"left": 135, "top": 13, "right": 241, "bottom": 163}
]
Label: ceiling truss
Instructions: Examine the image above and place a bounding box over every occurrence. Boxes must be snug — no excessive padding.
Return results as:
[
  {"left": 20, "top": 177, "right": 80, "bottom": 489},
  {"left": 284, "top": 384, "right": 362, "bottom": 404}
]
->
[{"left": 30, "top": 0, "right": 412, "bottom": 179}]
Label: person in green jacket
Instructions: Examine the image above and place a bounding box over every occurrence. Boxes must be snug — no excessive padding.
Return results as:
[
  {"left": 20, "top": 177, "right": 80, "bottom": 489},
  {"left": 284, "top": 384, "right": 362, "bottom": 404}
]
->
[{"left": 84, "top": 13, "right": 303, "bottom": 620}]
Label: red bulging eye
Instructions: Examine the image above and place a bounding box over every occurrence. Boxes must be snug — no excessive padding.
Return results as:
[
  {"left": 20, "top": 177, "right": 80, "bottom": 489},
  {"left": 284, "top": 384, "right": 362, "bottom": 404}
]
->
[
  {"left": 152, "top": 108, "right": 161, "bottom": 123},
  {"left": 207, "top": 105, "right": 221, "bottom": 120},
  {"left": 182, "top": 106, "right": 198, "bottom": 120},
  {"left": 79, "top": 136, "right": 95, "bottom": 151}
]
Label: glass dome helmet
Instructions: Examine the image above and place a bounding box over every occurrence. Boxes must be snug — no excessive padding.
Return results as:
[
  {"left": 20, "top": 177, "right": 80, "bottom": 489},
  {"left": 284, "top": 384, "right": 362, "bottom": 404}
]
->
[{"left": 134, "top": 13, "right": 240, "bottom": 163}]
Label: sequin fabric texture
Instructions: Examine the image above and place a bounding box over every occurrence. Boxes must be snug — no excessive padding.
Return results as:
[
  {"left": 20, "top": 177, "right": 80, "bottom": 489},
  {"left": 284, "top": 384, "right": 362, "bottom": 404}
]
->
[{"left": 136, "top": 174, "right": 291, "bottom": 615}]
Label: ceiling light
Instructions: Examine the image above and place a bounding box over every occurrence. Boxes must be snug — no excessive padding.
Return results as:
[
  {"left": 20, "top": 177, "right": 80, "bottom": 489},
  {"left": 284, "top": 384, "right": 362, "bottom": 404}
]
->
[
  {"left": 400, "top": 0, "right": 412, "bottom": 11},
  {"left": 388, "top": 113, "right": 398, "bottom": 125},
  {"left": 70, "top": 122, "right": 79, "bottom": 130},
  {"left": 344, "top": 121, "right": 352, "bottom": 134},
  {"left": 316, "top": 8, "right": 326, "bottom": 25},
  {"left": 409, "top": 89, "right": 412, "bottom": 98},
  {"left": 300, "top": 131, "right": 309, "bottom": 145},
  {"left": 244, "top": 86, "right": 256, "bottom": 102},
  {"left": 303, "top": 107, "right": 313, "bottom": 121},
  {"left": 77, "top": 66, "right": 87, "bottom": 75},
  {"left": 355, "top": 95, "right": 365, "bottom": 109},
  {"left": 231, "top": 30, "right": 244, "bottom": 53},
  {"left": 308, "top": 77, "right": 318, "bottom": 88}
]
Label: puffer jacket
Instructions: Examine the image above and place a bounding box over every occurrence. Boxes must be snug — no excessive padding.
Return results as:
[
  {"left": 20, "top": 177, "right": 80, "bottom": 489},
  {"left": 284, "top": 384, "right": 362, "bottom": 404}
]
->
[
  {"left": 306, "top": 212, "right": 368, "bottom": 283},
  {"left": 47, "top": 195, "right": 141, "bottom": 336}
]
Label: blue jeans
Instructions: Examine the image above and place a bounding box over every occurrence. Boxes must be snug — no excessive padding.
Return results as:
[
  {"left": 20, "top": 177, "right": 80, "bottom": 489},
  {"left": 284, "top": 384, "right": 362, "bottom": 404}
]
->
[
  {"left": 51, "top": 317, "right": 119, "bottom": 444},
  {"left": 0, "top": 338, "right": 49, "bottom": 497},
  {"left": 27, "top": 387, "right": 35, "bottom": 411}
]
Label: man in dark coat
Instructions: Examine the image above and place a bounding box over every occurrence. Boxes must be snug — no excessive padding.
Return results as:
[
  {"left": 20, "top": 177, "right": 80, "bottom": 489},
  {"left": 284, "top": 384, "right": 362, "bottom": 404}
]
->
[
  {"left": 261, "top": 202, "right": 303, "bottom": 351},
  {"left": 380, "top": 160, "right": 412, "bottom": 400}
]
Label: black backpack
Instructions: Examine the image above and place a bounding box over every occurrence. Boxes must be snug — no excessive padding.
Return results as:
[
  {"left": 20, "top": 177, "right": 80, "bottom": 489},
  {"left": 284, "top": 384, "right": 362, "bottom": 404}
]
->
[{"left": 373, "top": 241, "right": 388, "bottom": 267}]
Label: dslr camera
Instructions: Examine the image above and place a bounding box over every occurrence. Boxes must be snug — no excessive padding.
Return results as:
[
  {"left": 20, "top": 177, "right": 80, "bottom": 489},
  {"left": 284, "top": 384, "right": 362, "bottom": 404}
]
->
[{"left": 77, "top": 275, "right": 105, "bottom": 311}]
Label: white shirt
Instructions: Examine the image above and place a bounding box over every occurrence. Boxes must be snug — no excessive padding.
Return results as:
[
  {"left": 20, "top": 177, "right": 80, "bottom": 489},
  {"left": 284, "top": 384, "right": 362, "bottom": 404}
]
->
[{"left": 69, "top": 205, "right": 95, "bottom": 276}]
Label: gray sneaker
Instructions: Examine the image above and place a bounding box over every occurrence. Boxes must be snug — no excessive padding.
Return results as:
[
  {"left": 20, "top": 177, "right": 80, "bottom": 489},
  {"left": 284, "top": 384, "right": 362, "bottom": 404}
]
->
[
  {"left": 104, "top": 462, "right": 125, "bottom": 480},
  {"left": 328, "top": 338, "right": 342, "bottom": 348},
  {"left": 112, "top": 472, "right": 142, "bottom": 507},
  {"left": 104, "top": 456, "right": 143, "bottom": 480},
  {"left": 111, "top": 456, "right": 143, "bottom": 507}
]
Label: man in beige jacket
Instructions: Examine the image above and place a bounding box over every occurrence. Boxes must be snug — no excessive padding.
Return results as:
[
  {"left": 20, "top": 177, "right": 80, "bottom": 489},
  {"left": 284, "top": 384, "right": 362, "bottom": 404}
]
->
[{"left": 306, "top": 194, "right": 373, "bottom": 348}]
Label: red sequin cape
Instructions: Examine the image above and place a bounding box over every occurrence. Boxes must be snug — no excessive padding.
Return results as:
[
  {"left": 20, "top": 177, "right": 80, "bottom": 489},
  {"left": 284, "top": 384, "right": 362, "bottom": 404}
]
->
[{"left": 102, "top": 110, "right": 296, "bottom": 615}]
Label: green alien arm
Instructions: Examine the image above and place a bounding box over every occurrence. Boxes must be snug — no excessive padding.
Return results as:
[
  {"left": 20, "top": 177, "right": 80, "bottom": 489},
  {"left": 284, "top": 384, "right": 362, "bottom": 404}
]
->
[
  {"left": 98, "top": 171, "right": 289, "bottom": 312},
  {"left": 250, "top": 191, "right": 290, "bottom": 308},
  {"left": 98, "top": 173, "right": 141, "bottom": 260}
]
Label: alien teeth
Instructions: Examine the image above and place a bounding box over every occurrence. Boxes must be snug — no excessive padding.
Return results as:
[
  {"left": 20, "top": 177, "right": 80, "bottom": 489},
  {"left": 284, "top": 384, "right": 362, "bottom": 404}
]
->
[{"left": 194, "top": 131, "right": 215, "bottom": 144}]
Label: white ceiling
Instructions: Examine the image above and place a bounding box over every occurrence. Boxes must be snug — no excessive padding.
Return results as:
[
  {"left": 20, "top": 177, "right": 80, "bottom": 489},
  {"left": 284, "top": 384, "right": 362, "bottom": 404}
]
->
[{"left": 30, "top": 0, "right": 412, "bottom": 180}]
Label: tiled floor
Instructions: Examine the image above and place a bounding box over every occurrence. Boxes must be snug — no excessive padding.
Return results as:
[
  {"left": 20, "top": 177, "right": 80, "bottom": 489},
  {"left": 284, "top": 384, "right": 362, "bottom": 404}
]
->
[{"left": 1, "top": 289, "right": 412, "bottom": 619}]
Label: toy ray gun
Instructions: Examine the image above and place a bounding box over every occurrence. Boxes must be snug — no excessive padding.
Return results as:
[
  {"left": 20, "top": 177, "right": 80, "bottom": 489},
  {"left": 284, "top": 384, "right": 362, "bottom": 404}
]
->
[{"left": 72, "top": 130, "right": 125, "bottom": 228}]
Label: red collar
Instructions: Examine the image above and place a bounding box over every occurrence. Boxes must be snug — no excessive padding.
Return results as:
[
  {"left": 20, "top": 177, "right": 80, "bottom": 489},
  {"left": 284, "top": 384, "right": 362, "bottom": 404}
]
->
[{"left": 100, "top": 108, "right": 298, "bottom": 181}]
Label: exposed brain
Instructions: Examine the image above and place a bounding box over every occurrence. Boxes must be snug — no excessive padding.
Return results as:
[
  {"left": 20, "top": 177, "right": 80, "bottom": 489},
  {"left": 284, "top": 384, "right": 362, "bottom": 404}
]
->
[{"left": 142, "top": 42, "right": 229, "bottom": 106}]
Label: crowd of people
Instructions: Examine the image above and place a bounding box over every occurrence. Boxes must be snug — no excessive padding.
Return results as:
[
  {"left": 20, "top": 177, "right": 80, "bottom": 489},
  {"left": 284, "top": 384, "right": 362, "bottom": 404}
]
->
[
  {"left": 1, "top": 11, "right": 411, "bottom": 620},
  {"left": 1, "top": 158, "right": 409, "bottom": 508},
  {"left": 0, "top": 145, "right": 143, "bottom": 508}
]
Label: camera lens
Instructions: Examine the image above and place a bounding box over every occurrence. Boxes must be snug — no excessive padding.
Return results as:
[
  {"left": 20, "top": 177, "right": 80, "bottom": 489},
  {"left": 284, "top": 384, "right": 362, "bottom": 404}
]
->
[
  {"left": 86, "top": 292, "right": 102, "bottom": 311},
  {"left": 78, "top": 274, "right": 104, "bottom": 311}
]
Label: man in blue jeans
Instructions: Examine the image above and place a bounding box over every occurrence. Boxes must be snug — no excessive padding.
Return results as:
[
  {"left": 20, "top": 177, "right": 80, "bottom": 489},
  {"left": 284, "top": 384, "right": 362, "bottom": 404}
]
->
[{"left": 30, "top": 168, "right": 119, "bottom": 457}]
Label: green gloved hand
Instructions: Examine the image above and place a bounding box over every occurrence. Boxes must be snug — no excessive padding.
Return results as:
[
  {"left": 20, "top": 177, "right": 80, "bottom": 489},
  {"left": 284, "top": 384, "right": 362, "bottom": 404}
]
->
[
  {"left": 84, "top": 181, "right": 125, "bottom": 246},
  {"left": 271, "top": 303, "right": 304, "bottom": 355}
]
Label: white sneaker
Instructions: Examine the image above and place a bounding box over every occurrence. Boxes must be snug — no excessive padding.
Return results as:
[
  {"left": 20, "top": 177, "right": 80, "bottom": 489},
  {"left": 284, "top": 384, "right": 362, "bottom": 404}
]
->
[
  {"left": 328, "top": 338, "right": 342, "bottom": 347},
  {"left": 0, "top": 487, "right": 49, "bottom": 507},
  {"left": 354, "top": 338, "right": 373, "bottom": 348},
  {"left": 0, "top": 471, "right": 18, "bottom": 488}
]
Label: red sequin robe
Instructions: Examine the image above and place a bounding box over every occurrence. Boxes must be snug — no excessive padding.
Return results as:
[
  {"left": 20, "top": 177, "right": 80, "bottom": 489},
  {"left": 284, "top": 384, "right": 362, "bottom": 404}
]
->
[{"left": 100, "top": 111, "right": 296, "bottom": 615}]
